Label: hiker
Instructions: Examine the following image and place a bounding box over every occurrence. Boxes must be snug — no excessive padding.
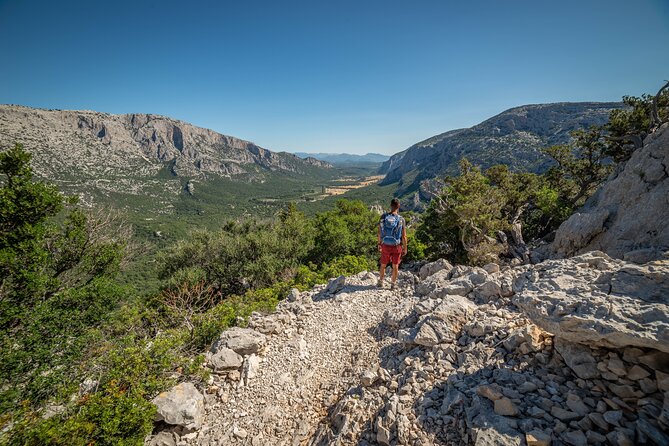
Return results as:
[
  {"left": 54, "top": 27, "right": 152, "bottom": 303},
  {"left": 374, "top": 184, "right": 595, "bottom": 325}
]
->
[{"left": 377, "top": 198, "right": 407, "bottom": 290}]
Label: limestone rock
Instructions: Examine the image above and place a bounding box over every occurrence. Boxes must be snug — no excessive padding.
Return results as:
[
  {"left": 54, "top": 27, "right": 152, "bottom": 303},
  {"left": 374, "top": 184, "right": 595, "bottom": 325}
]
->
[
  {"left": 562, "top": 429, "right": 587, "bottom": 446},
  {"left": 325, "top": 275, "right": 347, "bottom": 294},
  {"left": 552, "top": 210, "right": 610, "bottom": 258},
  {"left": 477, "top": 384, "right": 504, "bottom": 401},
  {"left": 287, "top": 288, "right": 301, "bottom": 302},
  {"left": 152, "top": 382, "right": 204, "bottom": 430},
  {"left": 471, "top": 409, "right": 524, "bottom": 445},
  {"left": 360, "top": 370, "right": 377, "bottom": 387},
  {"left": 483, "top": 263, "right": 501, "bottom": 274},
  {"left": 211, "top": 327, "right": 267, "bottom": 356},
  {"left": 550, "top": 124, "right": 669, "bottom": 259},
  {"left": 148, "top": 431, "right": 176, "bottom": 446},
  {"left": 526, "top": 430, "right": 551, "bottom": 446},
  {"left": 419, "top": 258, "right": 453, "bottom": 280},
  {"left": 409, "top": 316, "right": 454, "bottom": 347},
  {"left": 415, "top": 269, "right": 451, "bottom": 297},
  {"left": 513, "top": 252, "right": 669, "bottom": 353},
  {"left": 494, "top": 397, "right": 519, "bottom": 416},
  {"left": 431, "top": 295, "right": 477, "bottom": 329},
  {"left": 551, "top": 406, "right": 580, "bottom": 422},
  {"left": 657, "top": 370, "right": 669, "bottom": 391},
  {"left": 554, "top": 339, "right": 599, "bottom": 379},
  {"left": 242, "top": 354, "right": 261, "bottom": 383},
  {"left": 208, "top": 347, "right": 242, "bottom": 371},
  {"left": 477, "top": 279, "right": 502, "bottom": 300}
]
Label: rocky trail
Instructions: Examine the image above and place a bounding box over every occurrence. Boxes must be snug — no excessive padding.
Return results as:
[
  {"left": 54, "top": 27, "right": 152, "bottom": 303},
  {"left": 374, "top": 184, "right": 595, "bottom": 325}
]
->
[
  {"left": 148, "top": 252, "right": 669, "bottom": 446},
  {"left": 192, "top": 272, "right": 418, "bottom": 446}
]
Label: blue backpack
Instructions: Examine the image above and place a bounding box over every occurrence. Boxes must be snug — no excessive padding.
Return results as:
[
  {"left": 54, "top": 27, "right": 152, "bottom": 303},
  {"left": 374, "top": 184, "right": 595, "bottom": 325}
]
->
[{"left": 380, "top": 213, "right": 403, "bottom": 246}]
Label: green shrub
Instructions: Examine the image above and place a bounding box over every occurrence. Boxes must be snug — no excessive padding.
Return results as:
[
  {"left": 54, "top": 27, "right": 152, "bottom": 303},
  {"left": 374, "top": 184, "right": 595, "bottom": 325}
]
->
[{"left": 309, "top": 200, "right": 379, "bottom": 264}]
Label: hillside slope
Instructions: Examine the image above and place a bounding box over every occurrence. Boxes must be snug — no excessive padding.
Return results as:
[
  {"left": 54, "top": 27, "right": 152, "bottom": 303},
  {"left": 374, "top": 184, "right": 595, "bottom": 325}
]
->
[
  {"left": 0, "top": 105, "right": 331, "bottom": 211},
  {"left": 379, "top": 102, "right": 624, "bottom": 200}
]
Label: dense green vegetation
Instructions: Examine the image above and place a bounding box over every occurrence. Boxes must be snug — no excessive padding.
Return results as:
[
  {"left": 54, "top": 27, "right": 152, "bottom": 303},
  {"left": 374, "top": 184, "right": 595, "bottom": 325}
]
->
[{"left": 0, "top": 146, "right": 418, "bottom": 445}]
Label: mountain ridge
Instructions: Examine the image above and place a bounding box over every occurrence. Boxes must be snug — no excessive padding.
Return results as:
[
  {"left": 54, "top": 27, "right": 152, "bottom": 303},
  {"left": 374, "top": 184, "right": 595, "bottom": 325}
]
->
[
  {"left": 294, "top": 152, "right": 390, "bottom": 165},
  {"left": 0, "top": 104, "right": 332, "bottom": 212},
  {"left": 379, "top": 101, "right": 626, "bottom": 200}
]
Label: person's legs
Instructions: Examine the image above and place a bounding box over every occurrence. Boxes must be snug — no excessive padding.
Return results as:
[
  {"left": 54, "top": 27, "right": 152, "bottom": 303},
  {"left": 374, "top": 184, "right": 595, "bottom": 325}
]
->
[
  {"left": 390, "top": 246, "right": 401, "bottom": 289},
  {"left": 378, "top": 262, "right": 387, "bottom": 286},
  {"left": 391, "top": 263, "right": 399, "bottom": 284}
]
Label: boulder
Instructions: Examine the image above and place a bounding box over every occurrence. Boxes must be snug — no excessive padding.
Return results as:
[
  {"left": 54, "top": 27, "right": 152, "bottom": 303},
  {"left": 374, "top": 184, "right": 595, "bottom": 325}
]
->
[
  {"left": 148, "top": 431, "right": 176, "bottom": 446},
  {"left": 242, "top": 354, "right": 261, "bottom": 383},
  {"left": 360, "top": 370, "right": 377, "bottom": 387},
  {"left": 286, "top": 288, "right": 301, "bottom": 302},
  {"left": 494, "top": 398, "right": 519, "bottom": 416},
  {"left": 623, "top": 248, "right": 666, "bottom": 264},
  {"left": 211, "top": 327, "right": 267, "bottom": 356},
  {"left": 430, "top": 279, "right": 474, "bottom": 298},
  {"left": 325, "top": 275, "right": 347, "bottom": 294},
  {"left": 408, "top": 316, "right": 454, "bottom": 347},
  {"left": 152, "top": 382, "right": 204, "bottom": 430},
  {"left": 526, "top": 430, "right": 551, "bottom": 446},
  {"left": 512, "top": 253, "right": 669, "bottom": 353},
  {"left": 552, "top": 210, "right": 609, "bottom": 258},
  {"left": 471, "top": 405, "right": 524, "bottom": 446},
  {"left": 554, "top": 339, "right": 599, "bottom": 380},
  {"left": 416, "top": 269, "right": 451, "bottom": 297},
  {"left": 609, "top": 261, "right": 669, "bottom": 303},
  {"left": 419, "top": 258, "right": 453, "bottom": 280},
  {"left": 477, "top": 279, "right": 502, "bottom": 300},
  {"left": 431, "top": 295, "right": 476, "bottom": 331},
  {"left": 483, "top": 263, "right": 500, "bottom": 274},
  {"left": 208, "top": 347, "right": 242, "bottom": 371}
]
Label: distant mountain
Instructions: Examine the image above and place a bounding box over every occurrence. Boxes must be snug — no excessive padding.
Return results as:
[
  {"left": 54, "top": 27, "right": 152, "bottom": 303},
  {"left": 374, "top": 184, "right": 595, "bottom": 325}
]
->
[
  {"left": 294, "top": 152, "right": 390, "bottom": 165},
  {"left": 0, "top": 105, "right": 332, "bottom": 212},
  {"left": 379, "top": 102, "right": 625, "bottom": 200}
]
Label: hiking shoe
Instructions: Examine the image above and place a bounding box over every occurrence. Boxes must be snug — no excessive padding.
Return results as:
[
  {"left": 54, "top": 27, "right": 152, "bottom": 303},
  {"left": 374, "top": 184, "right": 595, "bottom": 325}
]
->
[
  {"left": 377, "top": 279, "right": 384, "bottom": 288},
  {"left": 390, "top": 282, "right": 397, "bottom": 291}
]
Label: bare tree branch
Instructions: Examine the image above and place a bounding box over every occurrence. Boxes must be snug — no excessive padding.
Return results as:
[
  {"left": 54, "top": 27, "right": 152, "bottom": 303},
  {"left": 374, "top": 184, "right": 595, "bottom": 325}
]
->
[
  {"left": 651, "top": 79, "right": 669, "bottom": 130},
  {"left": 605, "top": 135, "right": 643, "bottom": 151}
]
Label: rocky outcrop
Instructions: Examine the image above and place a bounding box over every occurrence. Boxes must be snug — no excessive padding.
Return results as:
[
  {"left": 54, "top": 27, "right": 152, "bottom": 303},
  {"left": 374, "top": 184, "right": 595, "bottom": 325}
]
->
[
  {"left": 379, "top": 102, "right": 623, "bottom": 201},
  {"left": 550, "top": 124, "right": 669, "bottom": 261},
  {"left": 512, "top": 251, "right": 669, "bottom": 353},
  {"left": 146, "top": 253, "right": 668, "bottom": 446},
  {"left": 151, "top": 383, "right": 204, "bottom": 431}
]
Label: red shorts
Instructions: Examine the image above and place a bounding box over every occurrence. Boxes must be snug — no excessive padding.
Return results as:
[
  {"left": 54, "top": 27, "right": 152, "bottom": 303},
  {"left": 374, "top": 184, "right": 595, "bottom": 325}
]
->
[{"left": 380, "top": 244, "right": 403, "bottom": 265}]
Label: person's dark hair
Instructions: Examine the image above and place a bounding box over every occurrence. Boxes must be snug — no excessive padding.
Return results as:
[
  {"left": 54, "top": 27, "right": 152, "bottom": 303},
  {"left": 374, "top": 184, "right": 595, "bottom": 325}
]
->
[{"left": 390, "top": 198, "right": 400, "bottom": 211}]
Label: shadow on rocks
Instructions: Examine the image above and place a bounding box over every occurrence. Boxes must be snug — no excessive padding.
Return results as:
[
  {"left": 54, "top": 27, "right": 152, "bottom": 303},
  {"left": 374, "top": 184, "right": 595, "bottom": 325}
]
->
[{"left": 311, "top": 284, "right": 379, "bottom": 302}]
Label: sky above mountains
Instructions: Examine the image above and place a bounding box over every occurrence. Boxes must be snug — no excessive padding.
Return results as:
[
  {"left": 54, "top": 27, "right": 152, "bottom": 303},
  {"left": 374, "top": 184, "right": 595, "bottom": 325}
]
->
[{"left": 1, "top": 0, "right": 668, "bottom": 155}]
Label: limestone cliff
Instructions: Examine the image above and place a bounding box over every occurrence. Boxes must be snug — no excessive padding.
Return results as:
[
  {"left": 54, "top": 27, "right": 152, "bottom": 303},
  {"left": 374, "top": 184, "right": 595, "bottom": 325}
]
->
[
  {"left": 0, "top": 105, "right": 331, "bottom": 208},
  {"left": 550, "top": 123, "right": 669, "bottom": 262}
]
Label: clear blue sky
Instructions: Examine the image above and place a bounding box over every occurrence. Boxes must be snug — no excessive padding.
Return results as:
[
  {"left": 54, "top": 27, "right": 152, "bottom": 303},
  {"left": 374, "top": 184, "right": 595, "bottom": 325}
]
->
[{"left": 1, "top": 0, "right": 668, "bottom": 154}]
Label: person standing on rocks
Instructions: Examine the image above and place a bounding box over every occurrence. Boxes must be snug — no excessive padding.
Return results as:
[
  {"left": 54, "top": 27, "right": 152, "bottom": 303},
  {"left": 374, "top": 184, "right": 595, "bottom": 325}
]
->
[{"left": 378, "top": 198, "right": 407, "bottom": 290}]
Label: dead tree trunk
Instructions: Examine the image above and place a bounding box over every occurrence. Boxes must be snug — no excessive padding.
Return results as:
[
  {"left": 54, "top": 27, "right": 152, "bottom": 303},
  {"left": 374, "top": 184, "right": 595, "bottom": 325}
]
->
[{"left": 651, "top": 79, "right": 669, "bottom": 131}]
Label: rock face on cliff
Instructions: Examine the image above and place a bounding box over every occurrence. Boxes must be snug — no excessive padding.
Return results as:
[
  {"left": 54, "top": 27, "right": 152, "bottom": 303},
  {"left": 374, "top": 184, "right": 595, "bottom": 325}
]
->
[
  {"left": 148, "top": 253, "right": 668, "bottom": 446},
  {"left": 0, "top": 105, "right": 331, "bottom": 208},
  {"left": 550, "top": 124, "right": 669, "bottom": 261},
  {"left": 378, "top": 102, "right": 623, "bottom": 205}
]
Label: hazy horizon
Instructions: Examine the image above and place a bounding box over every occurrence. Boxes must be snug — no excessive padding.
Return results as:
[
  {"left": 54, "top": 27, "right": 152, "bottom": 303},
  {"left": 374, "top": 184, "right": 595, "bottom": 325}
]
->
[{"left": 1, "top": 0, "right": 668, "bottom": 155}]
